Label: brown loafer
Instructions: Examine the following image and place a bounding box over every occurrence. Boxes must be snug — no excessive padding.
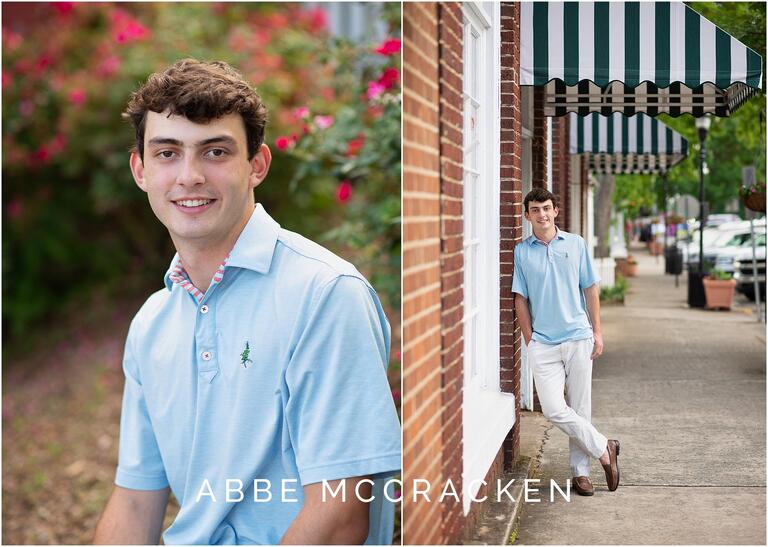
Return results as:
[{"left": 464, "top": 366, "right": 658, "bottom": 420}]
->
[
  {"left": 602, "top": 439, "right": 621, "bottom": 491},
  {"left": 572, "top": 476, "right": 594, "bottom": 496}
]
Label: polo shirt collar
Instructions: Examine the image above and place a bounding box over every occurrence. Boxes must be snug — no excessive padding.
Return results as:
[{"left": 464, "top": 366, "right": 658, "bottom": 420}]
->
[
  {"left": 528, "top": 226, "right": 565, "bottom": 247},
  {"left": 163, "top": 203, "right": 280, "bottom": 291}
]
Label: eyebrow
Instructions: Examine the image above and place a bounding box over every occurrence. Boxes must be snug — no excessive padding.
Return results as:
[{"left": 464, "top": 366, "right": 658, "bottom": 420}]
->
[{"left": 146, "top": 135, "right": 238, "bottom": 148}]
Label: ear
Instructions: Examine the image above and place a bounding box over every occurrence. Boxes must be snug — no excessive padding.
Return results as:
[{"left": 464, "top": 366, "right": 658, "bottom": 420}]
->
[
  {"left": 248, "top": 144, "right": 272, "bottom": 190},
  {"left": 129, "top": 150, "right": 148, "bottom": 193},
  {"left": 524, "top": 210, "right": 530, "bottom": 222},
  {"left": 552, "top": 206, "right": 560, "bottom": 218}
]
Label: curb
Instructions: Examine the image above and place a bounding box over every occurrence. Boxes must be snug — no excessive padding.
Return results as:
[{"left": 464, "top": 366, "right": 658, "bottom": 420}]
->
[{"left": 465, "top": 412, "right": 550, "bottom": 545}]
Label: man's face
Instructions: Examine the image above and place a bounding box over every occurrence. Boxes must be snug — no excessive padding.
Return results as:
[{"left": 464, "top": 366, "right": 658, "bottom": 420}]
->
[
  {"left": 525, "top": 199, "right": 559, "bottom": 231},
  {"left": 129, "top": 111, "right": 270, "bottom": 249}
]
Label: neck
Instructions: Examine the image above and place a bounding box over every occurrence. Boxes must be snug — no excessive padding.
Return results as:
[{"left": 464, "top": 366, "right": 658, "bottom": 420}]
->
[
  {"left": 533, "top": 225, "right": 557, "bottom": 243},
  {"left": 172, "top": 207, "right": 252, "bottom": 293}
]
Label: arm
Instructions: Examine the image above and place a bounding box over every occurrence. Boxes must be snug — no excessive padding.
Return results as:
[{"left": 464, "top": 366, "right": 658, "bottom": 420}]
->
[
  {"left": 584, "top": 284, "right": 604, "bottom": 359},
  {"left": 280, "top": 477, "right": 371, "bottom": 544},
  {"left": 93, "top": 485, "right": 170, "bottom": 544},
  {"left": 514, "top": 293, "right": 534, "bottom": 346}
]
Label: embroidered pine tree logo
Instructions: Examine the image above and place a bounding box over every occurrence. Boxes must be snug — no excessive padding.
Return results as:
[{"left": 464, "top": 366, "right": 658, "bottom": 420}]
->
[{"left": 240, "top": 342, "right": 253, "bottom": 368}]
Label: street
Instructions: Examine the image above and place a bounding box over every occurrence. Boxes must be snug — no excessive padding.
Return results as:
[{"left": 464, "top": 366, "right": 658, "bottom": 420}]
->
[{"left": 515, "top": 244, "right": 766, "bottom": 544}]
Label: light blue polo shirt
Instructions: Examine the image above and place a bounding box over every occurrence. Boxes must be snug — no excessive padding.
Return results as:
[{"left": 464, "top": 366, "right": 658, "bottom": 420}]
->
[
  {"left": 115, "top": 203, "right": 401, "bottom": 545},
  {"left": 511, "top": 228, "right": 600, "bottom": 345}
]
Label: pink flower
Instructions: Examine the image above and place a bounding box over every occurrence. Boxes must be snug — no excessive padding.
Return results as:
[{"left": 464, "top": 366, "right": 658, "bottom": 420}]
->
[
  {"left": 53, "top": 2, "right": 75, "bottom": 15},
  {"left": 346, "top": 135, "right": 365, "bottom": 157},
  {"left": 111, "top": 10, "right": 150, "bottom": 44},
  {"left": 314, "top": 115, "right": 334, "bottom": 129},
  {"left": 7, "top": 199, "right": 23, "bottom": 220},
  {"left": 3, "top": 30, "right": 22, "bottom": 51},
  {"left": 336, "top": 181, "right": 352, "bottom": 204},
  {"left": 68, "top": 88, "right": 86, "bottom": 106},
  {"left": 275, "top": 136, "right": 291, "bottom": 151},
  {"left": 35, "top": 55, "right": 52, "bottom": 73},
  {"left": 375, "top": 38, "right": 401, "bottom": 56},
  {"left": 32, "top": 145, "right": 51, "bottom": 165},
  {"left": 391, "top": 389, "right": 401, "bottom": 403},
  {"left": 378, "top": 67, "right": 399, "bottom": 90},
  {"left": 292, "top": 106, "right": 310, "bottom": 120},
  {"left": 2, "top": 71, "right": 9, "bottom": 89},
  {"left": 97, "top": 56, "right": 121, "bottom": 77},
  {"left": 304, "top": 7, "right": 327, "bottom": 32},
  {"left": 367, "top": 81, "right": 386, "bottom": 100},
  {"left": 115, "top": 21, "right": 150, "bottom": 43}
]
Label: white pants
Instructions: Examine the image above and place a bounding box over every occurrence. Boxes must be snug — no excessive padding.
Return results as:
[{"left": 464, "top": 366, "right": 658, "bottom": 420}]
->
[{"left": 528, "top": 337, "right": 608, "bottom": 477}]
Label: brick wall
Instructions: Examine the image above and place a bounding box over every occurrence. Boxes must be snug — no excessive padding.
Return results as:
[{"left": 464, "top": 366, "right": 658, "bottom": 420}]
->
[
  {"left": 499, "top": 1, "right": 524, "bottom": 472},
  {"left": 402, "top": 3, "right": 444, "bottom": 544},
  {"left": 437, "top": 3, "right": 465, "bottom": 543},
  {"left": 551, "top": 116, "right": 570, "bottom": 232}
]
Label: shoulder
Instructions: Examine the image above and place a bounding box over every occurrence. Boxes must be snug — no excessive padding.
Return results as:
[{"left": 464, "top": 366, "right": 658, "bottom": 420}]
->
[
  {"left": 273, "top": 227, "right": 373, "bottom": 294},
  {"left": 558, "top": 230, "right": 586, "bottom": 249},
  {"left": 128, "top": 287, "right": 172, "bottom": 340}
]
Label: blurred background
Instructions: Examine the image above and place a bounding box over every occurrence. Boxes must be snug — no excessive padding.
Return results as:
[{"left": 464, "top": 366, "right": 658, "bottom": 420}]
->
[{"left": 2, "top": 2, "right": 401, "bottom": 543}]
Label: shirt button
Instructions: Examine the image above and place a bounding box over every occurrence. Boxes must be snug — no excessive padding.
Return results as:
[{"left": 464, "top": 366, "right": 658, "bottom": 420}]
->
[
  {"left": 200, "top": 305, "right": 209, "bottom": 314},
  {"left": 201, "top": 351, "right": 212, "bottom": 361}
]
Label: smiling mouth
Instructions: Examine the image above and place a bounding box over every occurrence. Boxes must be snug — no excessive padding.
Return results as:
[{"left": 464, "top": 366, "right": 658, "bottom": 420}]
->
[{"left": 173, "top": 199, "right": 215, "bottom": 208}]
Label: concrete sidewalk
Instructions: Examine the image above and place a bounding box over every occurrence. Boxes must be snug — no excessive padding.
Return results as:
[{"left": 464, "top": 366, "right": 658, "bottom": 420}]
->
[{"left": 513, "top": 244, "right": 766, "bottom": 544}]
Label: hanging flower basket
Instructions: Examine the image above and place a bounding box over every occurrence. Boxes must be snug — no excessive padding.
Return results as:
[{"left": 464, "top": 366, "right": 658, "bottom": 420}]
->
[
  {"left": 740, "top": 181, "right": 766, "bottom": 213},
  {"left": 743, "top": 191, "right": 766, "bottom": 213}
]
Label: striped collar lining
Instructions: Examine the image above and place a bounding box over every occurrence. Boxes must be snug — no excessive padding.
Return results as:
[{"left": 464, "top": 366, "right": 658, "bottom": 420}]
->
[{"left": 168, "top": 256, "right": 228, "bottom": 303}]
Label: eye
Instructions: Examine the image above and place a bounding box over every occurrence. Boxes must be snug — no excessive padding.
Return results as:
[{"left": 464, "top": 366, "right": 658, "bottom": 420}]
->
[
  {"left": 205, "top": 148, "right": 228, "bottom": 158},
  {"left": 157, "top": 150, "right": 176, "bottom": 159}
]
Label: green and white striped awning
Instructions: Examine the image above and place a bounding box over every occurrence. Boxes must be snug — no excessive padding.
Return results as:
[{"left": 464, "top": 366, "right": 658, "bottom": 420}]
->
[
  {"left": 521, "top": 2, "right": 763, "bottom": 117},
  {"left": 570, "top": 113, "right": 689, "bottom": 174}
]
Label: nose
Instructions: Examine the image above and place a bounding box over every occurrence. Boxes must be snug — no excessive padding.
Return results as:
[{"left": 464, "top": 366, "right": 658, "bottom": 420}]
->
[{"left": 176, "top": 156, "right": 205, "bottom": 187}]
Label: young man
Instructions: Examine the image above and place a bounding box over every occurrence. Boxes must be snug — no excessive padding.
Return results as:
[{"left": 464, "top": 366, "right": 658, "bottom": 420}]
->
[
  {"left": 511, "top": 188, "right": 619, "bottom": 497},
  {"left": 93, "top": 59, "right": 401, "bottom": 544}
]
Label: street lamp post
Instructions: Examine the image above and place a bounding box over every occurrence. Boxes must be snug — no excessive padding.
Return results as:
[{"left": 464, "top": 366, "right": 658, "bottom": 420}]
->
[{"left": 688, "top": 115, "right": 711, "bottom": 308}]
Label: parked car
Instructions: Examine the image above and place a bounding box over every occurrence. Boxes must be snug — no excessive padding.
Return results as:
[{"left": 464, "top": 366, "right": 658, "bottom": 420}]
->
[
  {"left": 684, "top": 219, "right": 766, "bottom": 269},
  {"left": 704, "top": 228, "right": 765, "bottom": 273},
  {"left": 705, "top": 213, "right": 742, "bottom": 227},
  {"left": 733, "top": 235, "right": 767, "bottom": 301}
]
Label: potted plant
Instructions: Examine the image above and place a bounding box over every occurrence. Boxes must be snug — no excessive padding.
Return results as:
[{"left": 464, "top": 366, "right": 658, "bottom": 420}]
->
[
  {"left": 740, "top": 180, "right": 766, "bottom": 213},
  {"left": 703, "top": 268, "right": 738, "bottom": 310},
  {"left": 615, "top": 256, "right": 638, "bottom": 277}
]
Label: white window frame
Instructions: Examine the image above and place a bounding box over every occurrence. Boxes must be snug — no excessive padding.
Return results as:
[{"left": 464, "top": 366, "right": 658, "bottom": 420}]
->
[{"left": 461, "top": 1, "right": 515, "bottom": 516}]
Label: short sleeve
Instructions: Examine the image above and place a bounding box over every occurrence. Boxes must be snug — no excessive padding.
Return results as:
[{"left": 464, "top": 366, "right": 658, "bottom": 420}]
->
[
  {"left": 114, "top": 321, "right": 170, "bottom": 490},
  {"left": 511, "top": 244, "right": 529, "bottom": 298},
  {"left": 578, "top": 238, "right": 601, "bottom": 289},
  {"left": 285, "top": 275, "right": 401, "bottom": 486}
]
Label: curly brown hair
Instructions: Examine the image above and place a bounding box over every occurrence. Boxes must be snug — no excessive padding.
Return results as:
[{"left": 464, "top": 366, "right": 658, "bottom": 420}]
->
[
  {"left": 523, "top": 188, "right": 559, "bottom": 212},
  {"left": 123, "top": 58, "right": 268, "bottom": 161}
]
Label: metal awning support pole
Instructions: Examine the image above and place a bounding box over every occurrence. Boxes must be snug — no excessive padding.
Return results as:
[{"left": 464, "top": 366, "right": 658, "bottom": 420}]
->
[
  {"left": 662, "top": 172, "right": 668, "bottom": 257},
  {"left": 749, "top": 217, "right": 763, "bottom": 322}
]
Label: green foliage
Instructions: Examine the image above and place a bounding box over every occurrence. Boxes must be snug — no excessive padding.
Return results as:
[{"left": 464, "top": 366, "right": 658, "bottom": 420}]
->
[
  {"left": 600, "top": 275, "right": 629, "bottom": 305},
  {"left": 3, "top": 3, "right": 401, "bottom": 339},
  {"left": 708, "top": 268, "right": 734, "bottom": 281}
]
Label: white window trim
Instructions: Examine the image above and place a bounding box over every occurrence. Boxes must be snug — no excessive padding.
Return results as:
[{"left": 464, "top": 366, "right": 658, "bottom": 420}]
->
[{"left": 461, "top": 1, "right": 515, "bottom": 516}]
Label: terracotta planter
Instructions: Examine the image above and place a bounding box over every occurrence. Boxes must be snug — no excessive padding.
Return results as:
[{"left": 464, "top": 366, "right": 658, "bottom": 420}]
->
[
  {"left": 742, "top": 191, "right": 766, "bottom": 213},
  {"left": 615, "top": 257, "right": 638, "bottom": 277},
  {"left": 703, "top": 277, "right": 737, "bottom": 310}
]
